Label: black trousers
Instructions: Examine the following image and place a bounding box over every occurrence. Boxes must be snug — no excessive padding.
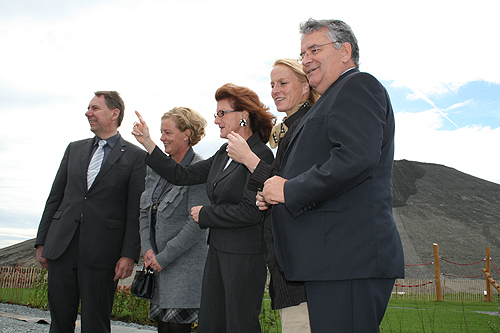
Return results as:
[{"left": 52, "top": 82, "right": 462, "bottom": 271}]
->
[
  {"left": 197, "top": 246, "right": 266, "bottom": 333},
  {"left": 304, "top": 278, "right": 395, "bottom": 333},
  {"left": 47, "top": 225, "right": 117, "bottom": 333}
]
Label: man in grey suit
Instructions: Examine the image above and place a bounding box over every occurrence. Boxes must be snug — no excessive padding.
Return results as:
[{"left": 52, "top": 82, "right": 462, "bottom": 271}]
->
[
  {"left": 258, "top": 19, "right": 404, "bottom": 332},
  {"left": 35, "top": 91, "right": 146, "bottom": 333}
]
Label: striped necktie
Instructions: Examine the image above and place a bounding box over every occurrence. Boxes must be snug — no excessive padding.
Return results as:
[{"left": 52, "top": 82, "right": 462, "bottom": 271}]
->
[{"left": 87, "top": 140, "right": 107, "bottom": 189}]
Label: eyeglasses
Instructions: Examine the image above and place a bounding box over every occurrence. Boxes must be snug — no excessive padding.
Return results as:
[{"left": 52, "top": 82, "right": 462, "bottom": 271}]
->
[
  {"left": 298, "top": 41, "right": 340, "bottom": 63},
  {"left": 214, "top": 110, "right": 241, "bottom": 118}
]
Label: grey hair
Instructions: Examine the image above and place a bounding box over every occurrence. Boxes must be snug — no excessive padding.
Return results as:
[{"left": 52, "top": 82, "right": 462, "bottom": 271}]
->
[{"left": 299, "top": 18, "right": 359, "bottom": 68}]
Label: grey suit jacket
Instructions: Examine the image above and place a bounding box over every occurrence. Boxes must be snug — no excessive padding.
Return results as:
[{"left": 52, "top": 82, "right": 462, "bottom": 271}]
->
[
  {"left": 139, "top": 150, "right": 209, "bottom": 308},
  {"left": 36, "top": 135, "right": 146, "bottom": 269},
  {"left": 145, "top": 132, "right": 274, "bottom": 254}
]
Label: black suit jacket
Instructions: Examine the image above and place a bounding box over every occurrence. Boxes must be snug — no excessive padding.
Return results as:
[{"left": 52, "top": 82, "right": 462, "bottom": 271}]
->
[
  {"left": 36, "top": 135, "right": 146, "bottom": 269},
  {"left": 145, "top": 132, "right": 274, "bottom": 254},
  {"left": 273, "top": 69, "right": 405, "bottom": 281}
]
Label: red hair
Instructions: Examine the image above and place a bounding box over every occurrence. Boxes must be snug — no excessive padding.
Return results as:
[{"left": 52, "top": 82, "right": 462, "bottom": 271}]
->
[{"left": 215, "top": 83, "right": 276, "bottom": 142}]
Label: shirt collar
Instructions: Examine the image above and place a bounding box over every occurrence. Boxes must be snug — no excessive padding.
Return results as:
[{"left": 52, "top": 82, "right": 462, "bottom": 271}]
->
[
  {"left": 93, "top": 132, "right": 120, "bottom": 148},
  {"left": 341, "top": 67, "right": 357, "bottom": 76},
  {"left": 179, "top": 147, "right": 195, "bottom": 167}
]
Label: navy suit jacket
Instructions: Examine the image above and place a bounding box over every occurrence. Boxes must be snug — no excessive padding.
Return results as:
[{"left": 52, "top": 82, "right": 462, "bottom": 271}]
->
[
  {"left": 272, "top": 69, "right": 405, "bottom": 281},
  {"left": 36, "top": 135, "right": 146, "bottom": 269}
]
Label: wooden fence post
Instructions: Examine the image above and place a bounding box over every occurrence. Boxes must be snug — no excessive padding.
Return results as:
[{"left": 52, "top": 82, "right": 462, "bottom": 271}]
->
[
  {"left": 486, "top": 247, "right": 492, "bottom": 302},
  {"left": 433, "top": 243, "right": 442, "bottom": 301}
]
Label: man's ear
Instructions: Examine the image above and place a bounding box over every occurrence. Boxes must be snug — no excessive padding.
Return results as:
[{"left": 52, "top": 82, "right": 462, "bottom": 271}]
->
[
  {"left": 111, "top": 108, "right": 120, "bottom": 120},
  {"left": 341, "top": 42, "right": 352, "bottom": 63}
]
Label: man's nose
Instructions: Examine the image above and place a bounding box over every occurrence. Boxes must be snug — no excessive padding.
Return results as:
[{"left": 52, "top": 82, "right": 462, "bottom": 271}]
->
[{"left": 301, "top": 52, "right": 313, "bottom": 66}]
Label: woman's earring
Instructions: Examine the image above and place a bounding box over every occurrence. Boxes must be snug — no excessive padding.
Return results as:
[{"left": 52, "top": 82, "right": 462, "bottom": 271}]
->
[{"left": 240, "top": 118, "right": 248, "bottom": 127}]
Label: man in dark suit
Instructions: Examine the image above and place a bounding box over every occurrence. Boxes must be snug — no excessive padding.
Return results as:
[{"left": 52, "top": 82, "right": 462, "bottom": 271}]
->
[
  {"left": 35, "top": 91, "right": 146, "bottom": 333},
  {"left": 258, "top": 19, "right": 405, "bottom": 332}
]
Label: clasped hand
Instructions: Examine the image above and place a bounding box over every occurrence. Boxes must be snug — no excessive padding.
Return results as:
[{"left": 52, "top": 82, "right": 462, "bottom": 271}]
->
[
  {"left": 144, "top": 249, "right": 163, "bottom": 272},
  {"left": 256, "top": 176, "right": 287, "bottom": 210}
]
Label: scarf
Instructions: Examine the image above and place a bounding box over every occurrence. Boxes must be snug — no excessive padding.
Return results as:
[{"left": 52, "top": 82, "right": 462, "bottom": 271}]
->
[{"left": 269, "top": 101, "right": 308, "bottom": 149}]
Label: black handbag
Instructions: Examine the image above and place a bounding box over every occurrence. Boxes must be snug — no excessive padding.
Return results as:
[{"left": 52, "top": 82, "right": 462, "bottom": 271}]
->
[{"left": 130, "top": 266, "right": 156, "bottom": 299}]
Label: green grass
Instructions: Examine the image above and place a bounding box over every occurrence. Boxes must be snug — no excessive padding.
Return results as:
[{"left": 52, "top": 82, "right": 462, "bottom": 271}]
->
[
  {"left": 260, "top": 295, "right": 281, "bottom": 333},
  {"left": 0, "top": 288, "right": 32, "bottom": 304},
  {"left": 0, "top": 287, "right": 282, "bottom": 332},
  {"left": 381, "top": 299, "right": 500, "bottom": 332},
  {"left": 4, "top": 287, "right": 499, "bottom": 332}
]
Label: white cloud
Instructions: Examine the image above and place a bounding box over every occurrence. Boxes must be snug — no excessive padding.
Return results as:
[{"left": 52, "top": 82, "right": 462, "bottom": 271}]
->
[
  {"left": 444, "top": 100, "right": 473, "bottom": 111},
  {"left": 0, "top": 227, "right": 38, "bottom": 248},
  {"left": 395, "top": 110, "right": 500, "bottom": 184},
  {"left": 0, "top": 228, "right": 37, "bottom": 239},
  {"left": 357, "top": 0, "right": 500, "bottom": 94}
]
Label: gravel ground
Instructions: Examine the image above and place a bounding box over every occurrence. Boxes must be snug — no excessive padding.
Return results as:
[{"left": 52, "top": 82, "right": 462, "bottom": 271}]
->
[{"left": 0, "top": 303, "right": 156, "bottom": 332}]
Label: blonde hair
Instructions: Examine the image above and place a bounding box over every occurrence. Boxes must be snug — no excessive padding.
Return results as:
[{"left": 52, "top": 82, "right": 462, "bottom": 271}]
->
[{"left": 161, "top": 107, "right": 207, "bottom": 146}]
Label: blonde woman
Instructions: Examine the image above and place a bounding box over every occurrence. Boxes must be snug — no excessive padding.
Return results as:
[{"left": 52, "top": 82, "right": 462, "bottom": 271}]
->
[{"left": 139, "top": 107, "right": 209, "bottom": 333}]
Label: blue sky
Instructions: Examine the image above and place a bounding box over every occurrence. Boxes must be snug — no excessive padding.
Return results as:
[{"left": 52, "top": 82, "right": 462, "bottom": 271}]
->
[
  {"left": 388, "top": 81, "right": 500, "bottom": 130},
  {"left": 1, "top": 0, "right": 499, "bottom": 249}
]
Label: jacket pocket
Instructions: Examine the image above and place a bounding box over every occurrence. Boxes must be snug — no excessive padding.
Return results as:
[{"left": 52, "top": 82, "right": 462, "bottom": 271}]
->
[
  {"left": 52, "top": 210, "right": 63, "bottom": 219},
  {"left": 107, "top": 219, "right": 125, "bottom": 229}
]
